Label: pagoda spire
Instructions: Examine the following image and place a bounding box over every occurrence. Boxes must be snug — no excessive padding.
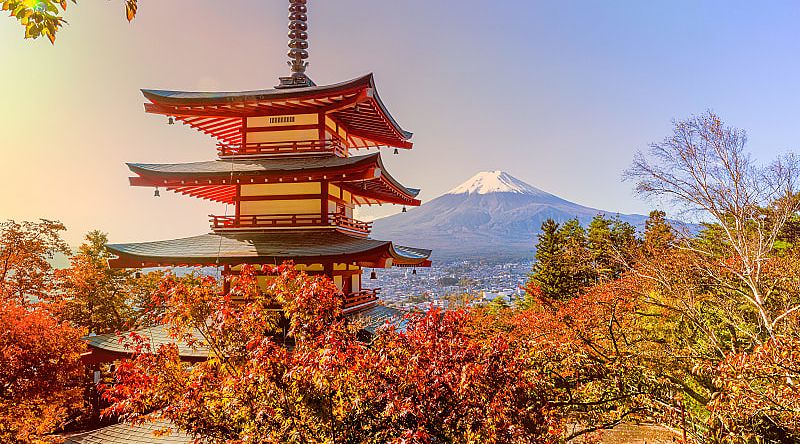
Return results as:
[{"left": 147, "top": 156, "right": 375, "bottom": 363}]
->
[{"left": 277, "top": 0, "right": 315, "bottom": 88}]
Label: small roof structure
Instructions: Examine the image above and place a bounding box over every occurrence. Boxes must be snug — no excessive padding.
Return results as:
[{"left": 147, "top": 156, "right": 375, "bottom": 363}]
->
[
  {"left": 128, "top": 153, "right": 421, "bottom": 206},
  {"left": 107, "top": 230, "right": 431, "bottom": 269},
  {"left": 82, "top": 325, "right": 210, "bottom": 365},
  {"left": 63, "top": 418, "right": 191, "bottom": 444},
  {"left": 348, "top": 305, "right": 408, "bottom": 335},
  {"left": 82, "top": 307, "right": 407, "bottom": 363},
  {"left": 142, "top": 74, "right": 413, "bottom": 150}
]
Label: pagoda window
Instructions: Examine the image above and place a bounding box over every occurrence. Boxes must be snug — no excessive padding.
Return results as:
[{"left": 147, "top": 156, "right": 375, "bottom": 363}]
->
[
  {"left": 333, "top": 275, "right": 343, "bottom": 291},
  {"left": 325, "top": 116, "right": 337, "bottom": 132},
  {"left": 328, "top": 183, "right": 341, "bottom": 199}
]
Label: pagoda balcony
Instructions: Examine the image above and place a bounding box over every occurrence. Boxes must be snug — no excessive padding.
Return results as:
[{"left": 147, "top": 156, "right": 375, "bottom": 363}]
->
[
  {"left": 217, "top": 139, "right": 347, "bottom": 158},
  {"left": 210, "top": 213, "right": 373, "bottom": 235},
  {"left": 343, "top": 288, "right": 380, "bottom": 312}
]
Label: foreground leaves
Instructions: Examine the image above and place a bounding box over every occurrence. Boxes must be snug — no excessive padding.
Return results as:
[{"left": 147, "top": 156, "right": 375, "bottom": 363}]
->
[
  {"left": 2, "top": 0, "right": 137, "bottom": 43},
  {"left": 104, "top": 264, "right": 653, "bottom": 443}
]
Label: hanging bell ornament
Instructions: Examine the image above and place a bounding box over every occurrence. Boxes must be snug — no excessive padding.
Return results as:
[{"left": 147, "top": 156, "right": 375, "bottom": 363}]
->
[
  {"left": 154, "top": 187, "right": 161, "bottom": 197},
  {"left": 168, "top": 117, "right": 175, "bottom": 125},
  {"left": 370, "top": 270, "right": 377, "bottom": 280}
]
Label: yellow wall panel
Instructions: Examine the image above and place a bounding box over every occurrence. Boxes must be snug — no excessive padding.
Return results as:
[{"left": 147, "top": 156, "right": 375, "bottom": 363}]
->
[
  {"left": 240, "top": 199, "right": 320, "bottom": 215},
  {"left": 247, "top": 129, "right": 319, "bottom": 143},
  {"left": 329, "top": 184, "right": 341, "bottom": 198},
  {"left": 240, "top": 182, "right": 321, "bottom": 197}
]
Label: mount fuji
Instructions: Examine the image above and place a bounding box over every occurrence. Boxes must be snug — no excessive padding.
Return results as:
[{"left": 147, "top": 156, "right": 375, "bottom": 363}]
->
[{"left": 371, "top": 171, "right": 649, "bottom": 262}]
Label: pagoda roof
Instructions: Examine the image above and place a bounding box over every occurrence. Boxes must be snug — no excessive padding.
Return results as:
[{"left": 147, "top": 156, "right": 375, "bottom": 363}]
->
[
  {"left": 107, "top": 230, "right": 431, "bottom": 269},
  {"left": 142, "top": 74, "right": 413, "bottom": 149},
  {"left": 128, "top": 153, "right": 421, "bottom": 206},
  {"left": 82, "top": 325, "right": 211, "bottom": 364},
  {"left": 82, "top": 308, "right": 407, "bottom": 363},
  {"left": 63, "top": 418, "right": 190, "bottom": 444},
  {"left": 349, "top": 305, "right": 408, "bottom": 335}
]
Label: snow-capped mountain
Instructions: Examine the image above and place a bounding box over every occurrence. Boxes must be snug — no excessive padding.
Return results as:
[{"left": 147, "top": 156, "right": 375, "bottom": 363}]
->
[
  {"left": 447, "top": 171, "right": 551, "bottom": 196},
  {"left": 371, "top": 171, "right": 649, "bottom": 262}
]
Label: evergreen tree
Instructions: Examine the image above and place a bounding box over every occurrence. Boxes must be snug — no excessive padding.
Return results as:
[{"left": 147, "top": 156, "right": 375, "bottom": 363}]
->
[
  {"left": 609, "top": 215, "right": 638, "bottom": 275},
  {"left": 643, "top": 210, "right": 675, "bottom": 253},
  {"left": 529, "top": 219, "right": 567, "bottom": 301},
  {"left": 559, "top": 218, "right": 593, "bottom": 295},
  {"left": 587, "top": 215, "right": 614, "bottom": 282},
  {"left": 529, "top": 218, "right": 594, "bottom": 301}
]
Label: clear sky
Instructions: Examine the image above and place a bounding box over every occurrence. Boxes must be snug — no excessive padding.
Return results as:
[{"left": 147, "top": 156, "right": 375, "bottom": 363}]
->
[{"left": 2, "top": 1, "right": 800, "bottom": 246}]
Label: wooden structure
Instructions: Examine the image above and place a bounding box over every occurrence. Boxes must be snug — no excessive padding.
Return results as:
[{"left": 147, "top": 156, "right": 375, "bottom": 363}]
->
[
  {"left": 105, "top": 0, "right": 431, "bottom": 315},
  {"left": 77, "top": 2, "right": 427, "bottom": 440}
]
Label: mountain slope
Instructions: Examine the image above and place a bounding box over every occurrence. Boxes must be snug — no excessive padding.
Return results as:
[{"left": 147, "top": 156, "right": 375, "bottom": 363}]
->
[{"left": 371, "top": 171, "right": 649, "bottom": 262}]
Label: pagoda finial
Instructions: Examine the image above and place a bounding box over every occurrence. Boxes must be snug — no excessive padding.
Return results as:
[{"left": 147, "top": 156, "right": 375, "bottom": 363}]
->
[{"left": 277, "top": 0, "right": 316, "bottom": 88}]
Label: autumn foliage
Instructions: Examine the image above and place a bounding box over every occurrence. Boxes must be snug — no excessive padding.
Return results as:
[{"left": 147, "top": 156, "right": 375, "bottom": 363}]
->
[
  {"left": 3, "top": 111, "right": 800, "bottom": 443},
  {"left": 0, "top": 299, "right": 85, "bottom": 443},
  {"left": 103, "top": 265, "right": 581, "bottom": 443}
]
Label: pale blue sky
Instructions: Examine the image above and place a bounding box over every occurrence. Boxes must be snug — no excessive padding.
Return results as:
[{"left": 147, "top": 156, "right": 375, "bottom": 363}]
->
[{"left": 1, "top": 1, "right": 799, "bottom": 244}]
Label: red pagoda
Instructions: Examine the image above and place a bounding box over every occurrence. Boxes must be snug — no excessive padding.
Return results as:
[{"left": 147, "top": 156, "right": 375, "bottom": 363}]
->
[
  {"left": 105, "top": 0, "right": 430, "bottom": 317},
  {"left": 71, "top": 3, "right": 429, "bottom": 442}
]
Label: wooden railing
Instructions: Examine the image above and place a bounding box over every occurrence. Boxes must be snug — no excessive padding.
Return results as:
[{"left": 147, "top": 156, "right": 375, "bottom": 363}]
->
[
  {"left": 217, "top": 139, "right": 347, "bottom": 157},
  {"left": 343, "top": 288, "right": 381, "bottom": 310},
  {"left": 330, "top": 213, "right": 373, "bottom": 234},
  {"left": 210, "top": 213, "right": 372, "bottom": 235},
  {"left": 211, "top": 214, "right": 325, "bottom": 229}
]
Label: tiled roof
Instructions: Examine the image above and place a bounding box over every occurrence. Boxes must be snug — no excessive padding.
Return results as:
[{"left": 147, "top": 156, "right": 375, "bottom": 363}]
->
[
  {"left": 87, "top": 305, "right": 407, "bottom": 357},
  {"left": 142, "top": 73, "right": 413, "bottom": 142},
  {"left": 127, "top": 152, "right": 421, "bottom": 204},
  {"left": 63, "top": 418, "right": 191, "bottom": 444},
  {"left": 84, "top": 325, "right": 210, "bottom": 359},
  {"left": 107, "top": 230, "right": 431, "bottom": 268},
  {"left": 347, "top": 304, "right": 407, "bottom": 335},
  {"left": 128, "top": 154, "right": 371, "bottom": 177}
]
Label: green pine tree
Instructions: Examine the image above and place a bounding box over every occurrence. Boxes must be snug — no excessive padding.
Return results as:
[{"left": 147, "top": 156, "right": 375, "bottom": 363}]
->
[
  {"left": 587, "top": 214, "right": 614, "bottom": 282},
  {"left": 528, "top": 219, "right": 566, "bottom": 301},
  {"left": 558, "top": 218, "right": 593, "bottom": 295},
  {"left": 643, "top": 210, "right": 675, "bottom": 253}
]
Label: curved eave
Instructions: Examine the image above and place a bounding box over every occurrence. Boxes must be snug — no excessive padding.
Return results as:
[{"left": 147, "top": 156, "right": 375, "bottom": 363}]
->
[
  {"left": 106, "top": 231, "right": 431, "bottom": 269},
  {"left": 390, "top": 245, "right": 432, "bottom": 267},
  {"left": 126, "top": 153, "right": 422, "bottom": 206},
  {"left": 82, "top": 326, "right": 210, "bottom": 364},
  {"left": 142, "top": 74, "right": 375, "bottom": 106},
  {"left": 142, "top": 74, "right": 412, "bottom": 149},
  {"left": 107, "top": 231, "right": 393, "bottom": 268},
  {"left": 63, "top": 418, "right": 191, "bottom": 444}
]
